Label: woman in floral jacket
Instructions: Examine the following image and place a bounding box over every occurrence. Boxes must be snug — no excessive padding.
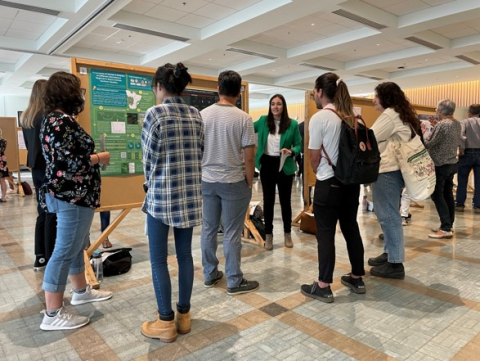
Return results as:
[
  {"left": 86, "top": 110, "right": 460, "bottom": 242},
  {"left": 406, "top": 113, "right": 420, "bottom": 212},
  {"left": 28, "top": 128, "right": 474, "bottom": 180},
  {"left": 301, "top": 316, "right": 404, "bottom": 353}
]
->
[{"left": 39, "top": 71, "right": 112, "bottom": 331}]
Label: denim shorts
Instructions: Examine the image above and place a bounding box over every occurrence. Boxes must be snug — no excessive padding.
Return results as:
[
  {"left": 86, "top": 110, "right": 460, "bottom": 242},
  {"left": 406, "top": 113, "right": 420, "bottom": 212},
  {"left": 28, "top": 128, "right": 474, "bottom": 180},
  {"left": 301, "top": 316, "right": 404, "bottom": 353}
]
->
[{"left": 42, "top": 194, "right": 94, "bottom": 293}]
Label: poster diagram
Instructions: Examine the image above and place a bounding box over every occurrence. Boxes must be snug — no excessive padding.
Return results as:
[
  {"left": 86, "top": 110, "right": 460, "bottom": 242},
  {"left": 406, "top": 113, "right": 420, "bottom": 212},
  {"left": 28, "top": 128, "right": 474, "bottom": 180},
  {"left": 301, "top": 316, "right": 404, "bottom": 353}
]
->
[{"left": 89, "top": 68, "right": 154, "bottom": 176}]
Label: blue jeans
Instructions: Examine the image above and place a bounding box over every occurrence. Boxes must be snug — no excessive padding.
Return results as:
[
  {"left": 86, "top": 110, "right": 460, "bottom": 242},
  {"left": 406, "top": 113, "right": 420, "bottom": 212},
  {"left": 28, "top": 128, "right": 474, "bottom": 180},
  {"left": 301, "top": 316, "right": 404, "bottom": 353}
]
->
[
  {"left": 147, "top": 214, "right": 194, "bottom": 320},
  {"left": 456, "top": 150, "right": 480, "bottom": 208},
  {"left": 201, "top": 180, "right": 251, "bottom": 288},
  {"left": 43, "top": 194, "right": 94, "bottom": 293},
  {"left": 431, "top": 163, "right": 458, "bottom": 231},
  {"left": 372, "top": 171, "right": 405, "bottom": 263},
  {"left": 100, "top": 211, "right": 111, "bottom": 232}
]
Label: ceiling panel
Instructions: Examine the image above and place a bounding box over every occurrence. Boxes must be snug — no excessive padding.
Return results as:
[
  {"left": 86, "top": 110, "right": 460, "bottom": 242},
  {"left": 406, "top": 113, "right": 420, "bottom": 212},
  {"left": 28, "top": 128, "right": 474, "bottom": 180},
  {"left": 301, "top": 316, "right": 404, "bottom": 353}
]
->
[
  {"left": 213, "top": 0, "right": 262, "bottom": 11},
  {"left": 162, "top": 0, "right": 208, "bottom": 13},
  {"left": 144, "top": 5, "right": 187, "bottom": 22},
  {"left": 122, "top": 0, "right": 157, "bottom": 15},
  {"left": 384, "top": 0, "right": 430, "bottom": 16},
  {"left": 14, "top": 10, "right": 57, "bottom": 25},
  {"left": 194, "top": 3, "right": 236, "bottom": 20},
  {"left": 0, "top": 6, "right": 19, "bottom": 19},
  {"left": 176, "top": 14, "right": 216, "bottom": 28}
]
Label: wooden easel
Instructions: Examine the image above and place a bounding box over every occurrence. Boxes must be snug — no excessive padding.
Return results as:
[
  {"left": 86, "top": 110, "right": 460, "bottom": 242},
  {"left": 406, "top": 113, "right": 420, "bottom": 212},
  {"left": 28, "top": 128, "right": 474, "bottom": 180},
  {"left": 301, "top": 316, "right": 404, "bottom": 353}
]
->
[
  {"left": 84, "top": 203, "right": 142, "bottom": 289},
  {"left": 242, "top": 207, "right": 265, "bottom": 247}
]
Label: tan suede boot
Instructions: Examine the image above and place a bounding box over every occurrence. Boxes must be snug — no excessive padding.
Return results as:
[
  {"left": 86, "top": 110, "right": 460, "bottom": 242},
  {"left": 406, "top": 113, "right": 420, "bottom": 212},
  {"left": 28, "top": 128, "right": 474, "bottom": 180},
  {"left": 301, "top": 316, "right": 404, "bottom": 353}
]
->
[
  {"left": 265, "top": 234, "right": 273, "bottom": 250},
  {"left": 176, "top": 311, "right": 191, "bottom": 334},
  {"left": 284, "top": 233, "right": 293, "bottom": 248},
  {"left": 141, "top": 316, "right": 177, "bottom": 343}
]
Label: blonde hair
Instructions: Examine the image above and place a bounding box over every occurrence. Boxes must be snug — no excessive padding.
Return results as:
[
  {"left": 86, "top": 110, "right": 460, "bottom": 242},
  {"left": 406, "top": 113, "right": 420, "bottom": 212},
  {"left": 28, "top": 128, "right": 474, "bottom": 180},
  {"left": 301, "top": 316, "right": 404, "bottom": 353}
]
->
[{"left": 20, "top": 79, "right": 47, "bottom": 129}]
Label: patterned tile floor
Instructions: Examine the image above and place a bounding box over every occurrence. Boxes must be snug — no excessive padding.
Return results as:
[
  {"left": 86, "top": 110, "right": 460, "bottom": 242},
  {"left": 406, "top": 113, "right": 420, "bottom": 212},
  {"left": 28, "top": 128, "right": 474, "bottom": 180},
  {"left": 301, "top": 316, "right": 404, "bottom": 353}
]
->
[{"left": 1, "top": 174, "right": 479, "bottom": 360}]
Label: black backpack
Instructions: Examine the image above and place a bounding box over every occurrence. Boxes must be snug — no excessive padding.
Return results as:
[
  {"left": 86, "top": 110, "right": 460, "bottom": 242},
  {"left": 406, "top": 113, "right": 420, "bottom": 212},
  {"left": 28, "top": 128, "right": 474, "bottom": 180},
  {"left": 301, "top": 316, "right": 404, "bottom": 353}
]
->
[
  {"left": 101, "top": 248, "right": 132, "bottom": 277},
  {"left": 321, "top": 108, "right": 380, "bottom": 185}
]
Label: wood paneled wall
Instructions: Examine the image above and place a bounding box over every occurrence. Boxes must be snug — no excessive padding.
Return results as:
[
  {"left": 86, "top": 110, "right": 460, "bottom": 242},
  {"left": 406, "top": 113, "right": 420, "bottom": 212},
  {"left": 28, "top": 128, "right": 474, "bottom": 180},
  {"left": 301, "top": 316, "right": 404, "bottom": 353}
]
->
[{"left": 404, "top": 81, "right": 480, "bottom": 108}]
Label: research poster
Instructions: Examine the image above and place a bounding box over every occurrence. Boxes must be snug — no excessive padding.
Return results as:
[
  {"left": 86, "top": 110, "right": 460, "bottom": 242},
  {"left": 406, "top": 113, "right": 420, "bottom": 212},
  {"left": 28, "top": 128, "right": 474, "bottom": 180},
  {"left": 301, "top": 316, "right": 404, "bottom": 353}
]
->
[{"left": 89, "top": 68, "right": 155, "bottom": 176}]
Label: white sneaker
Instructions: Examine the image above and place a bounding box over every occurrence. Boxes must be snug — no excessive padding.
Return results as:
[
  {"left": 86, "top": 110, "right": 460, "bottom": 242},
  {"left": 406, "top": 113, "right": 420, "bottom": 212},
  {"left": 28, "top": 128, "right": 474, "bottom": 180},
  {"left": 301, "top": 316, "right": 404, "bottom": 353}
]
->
[
  {"left": 402, "top": 217, "right": 408, "bottom": 226},
  {"left": 40, "top": 307, "right": 89, "bottom": 330},
  {"left": 70, "top": 285, "right": 112, "bottom": 305}
]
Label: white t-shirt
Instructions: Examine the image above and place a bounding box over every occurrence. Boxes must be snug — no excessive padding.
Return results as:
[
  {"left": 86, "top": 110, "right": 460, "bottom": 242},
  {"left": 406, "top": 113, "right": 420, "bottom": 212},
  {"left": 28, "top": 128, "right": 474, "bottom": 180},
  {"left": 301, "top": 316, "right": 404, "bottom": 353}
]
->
[
  {"left": 308, "top": 104, "right": 342, "bottom": 181},
  {"left": 266, "top": 120, "right": 280, "bottom": 156},
  {"left": 201, "top": 104, "right": 256, "bottom": 183}
]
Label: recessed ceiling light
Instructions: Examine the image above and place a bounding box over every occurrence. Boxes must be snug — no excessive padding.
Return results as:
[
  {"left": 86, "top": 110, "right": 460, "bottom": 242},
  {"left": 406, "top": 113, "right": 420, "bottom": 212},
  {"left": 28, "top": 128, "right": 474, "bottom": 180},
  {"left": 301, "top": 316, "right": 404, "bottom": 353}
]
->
[
  {"left": 311, "top": 23, "right": 315, "bottom": 26},
  {"left": 376, "top": 43, "right": 380, "bottom": 46},
  {"left": 208, "top": 58, "right": 212, "bottom": 60}
]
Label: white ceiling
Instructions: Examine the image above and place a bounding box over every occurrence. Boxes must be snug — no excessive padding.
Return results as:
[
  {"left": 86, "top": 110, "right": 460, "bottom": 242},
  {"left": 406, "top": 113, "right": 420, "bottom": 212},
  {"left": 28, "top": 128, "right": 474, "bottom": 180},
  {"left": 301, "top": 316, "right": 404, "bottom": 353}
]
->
[{"left": 1, "top": 0, "right": 480, "bottom": 109}]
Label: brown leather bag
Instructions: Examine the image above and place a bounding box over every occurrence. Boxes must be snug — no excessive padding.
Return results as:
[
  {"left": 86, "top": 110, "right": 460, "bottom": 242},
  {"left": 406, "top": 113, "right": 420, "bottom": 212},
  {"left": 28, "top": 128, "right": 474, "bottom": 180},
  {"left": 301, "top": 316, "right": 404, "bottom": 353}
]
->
[{"left": 300, "top": 212, "right": 317, "bottom": 235}]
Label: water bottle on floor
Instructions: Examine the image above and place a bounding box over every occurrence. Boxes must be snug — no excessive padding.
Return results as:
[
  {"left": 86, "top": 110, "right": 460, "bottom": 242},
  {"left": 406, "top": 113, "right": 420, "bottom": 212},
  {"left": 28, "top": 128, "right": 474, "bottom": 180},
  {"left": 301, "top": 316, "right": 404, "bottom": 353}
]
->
[{"left": 92, "top": 250, "right": 103, "bottom": 283}]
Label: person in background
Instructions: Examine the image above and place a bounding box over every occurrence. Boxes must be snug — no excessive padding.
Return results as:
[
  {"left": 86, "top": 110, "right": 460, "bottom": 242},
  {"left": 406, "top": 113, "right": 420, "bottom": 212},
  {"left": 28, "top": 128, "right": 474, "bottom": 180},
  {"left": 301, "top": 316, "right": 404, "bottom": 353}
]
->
[
  {"left": 455, "top": 104, "right": 480, "bottom": 213},
  {"left": 300, "top": 72, "right": 365, "bottom": 303},
  {"left": 368, "top": 82, "right": 420, "bottom": 280},
  {"left": 425, "top": 99, "right": 462, "bottom": 239},
  {"left": 100, "top": 211, "right": 112, "bottom": 248},
  {"left": 20, "top": 79, "right": 57, "bottom": 270},
  {"left": 254, "top": 94, "right": 302, "bottom": 250},
  {"left": 200, "top": 70, "right": 259, "bottom": 296},
  {"left": 0, "top": 129, "right": 9, "bottom": 202},
  {"left": 141, "top": 63, "right": 204, "bottom": 343},
  {"left": 39, "top": 71, "right": 112, "bottom": 331}
]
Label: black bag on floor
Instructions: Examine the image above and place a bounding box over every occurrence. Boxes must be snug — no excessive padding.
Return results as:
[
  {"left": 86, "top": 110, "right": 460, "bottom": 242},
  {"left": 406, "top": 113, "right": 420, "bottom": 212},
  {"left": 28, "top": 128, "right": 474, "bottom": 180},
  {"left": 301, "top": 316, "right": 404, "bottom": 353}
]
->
[{"left": 101, "top": 248, "right": 132, "bottom": 277}]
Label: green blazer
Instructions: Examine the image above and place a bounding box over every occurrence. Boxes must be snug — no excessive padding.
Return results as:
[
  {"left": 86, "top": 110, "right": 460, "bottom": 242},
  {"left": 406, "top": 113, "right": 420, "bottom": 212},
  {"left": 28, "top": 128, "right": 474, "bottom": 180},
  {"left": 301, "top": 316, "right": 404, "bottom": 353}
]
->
[{"left": 254, "top": 115, "right": 303, "bottom": 175}]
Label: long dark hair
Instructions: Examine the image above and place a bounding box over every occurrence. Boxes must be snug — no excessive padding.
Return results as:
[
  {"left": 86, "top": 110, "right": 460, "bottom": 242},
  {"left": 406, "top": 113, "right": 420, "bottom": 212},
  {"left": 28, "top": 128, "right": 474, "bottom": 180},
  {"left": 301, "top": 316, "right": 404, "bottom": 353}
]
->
[
  {"left": 267, "top": 94, "right": 291, "bottom": 134},
  {"left": 314, "top": 72, "right": 355, "bottom": 127},
  {"left": 43, "top": 72, "right": 84, "bottom": 116},
  {"left": 375, "top": 82, "right": 420, "bottom": 134},
  {"left": 152, "top": 62, "right": 192, "bottom": 95}
]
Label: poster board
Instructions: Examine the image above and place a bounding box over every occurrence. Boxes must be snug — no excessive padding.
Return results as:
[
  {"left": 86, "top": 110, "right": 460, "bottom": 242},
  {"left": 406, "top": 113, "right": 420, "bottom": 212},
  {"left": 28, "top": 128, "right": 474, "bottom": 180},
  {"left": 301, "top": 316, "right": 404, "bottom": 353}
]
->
[
  {"left": 0, "top": 117, "right": 20, "bottom": 172},
  {"left": 302, "top": 91, "right": 435, "bottom": 209},
  {"left": 71, "top": 58, "right": 249, "bottom": 209}
]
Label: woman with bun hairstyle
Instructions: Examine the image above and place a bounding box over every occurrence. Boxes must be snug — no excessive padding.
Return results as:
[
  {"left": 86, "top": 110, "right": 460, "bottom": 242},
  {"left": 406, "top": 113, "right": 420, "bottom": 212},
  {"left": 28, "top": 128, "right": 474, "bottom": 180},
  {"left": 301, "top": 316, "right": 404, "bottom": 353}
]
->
[
  {"left": 254, "top": 94, "right": 302, "bottom": 250},
  {"left": 141, "top": 63, "right": 204, "bottom": 342}
]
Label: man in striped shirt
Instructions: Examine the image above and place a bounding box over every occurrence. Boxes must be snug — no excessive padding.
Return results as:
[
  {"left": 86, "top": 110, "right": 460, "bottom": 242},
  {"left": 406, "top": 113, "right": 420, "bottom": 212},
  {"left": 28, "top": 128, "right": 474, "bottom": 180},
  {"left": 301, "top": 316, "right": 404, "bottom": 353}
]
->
[
  {"left": 456, "top": 104, "right": 480, "bottom": 213},
  {"left": 200, "top": 70, "right": 259, "bottom": 295}
]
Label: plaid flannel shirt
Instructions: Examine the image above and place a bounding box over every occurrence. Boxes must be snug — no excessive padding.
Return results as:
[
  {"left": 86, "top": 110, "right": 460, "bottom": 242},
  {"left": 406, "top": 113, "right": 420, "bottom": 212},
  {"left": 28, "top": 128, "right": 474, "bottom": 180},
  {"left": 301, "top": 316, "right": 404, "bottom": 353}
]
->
[{"left": 142, "top": 97, "right": 204, "bottom": 228}]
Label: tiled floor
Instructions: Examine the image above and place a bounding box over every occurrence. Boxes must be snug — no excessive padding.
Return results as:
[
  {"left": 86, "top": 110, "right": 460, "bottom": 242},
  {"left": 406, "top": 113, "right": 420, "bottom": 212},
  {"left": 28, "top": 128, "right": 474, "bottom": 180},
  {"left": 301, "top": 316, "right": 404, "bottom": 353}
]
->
[{"left": 1, "top": 173, "right": 479, "bottom": 360}]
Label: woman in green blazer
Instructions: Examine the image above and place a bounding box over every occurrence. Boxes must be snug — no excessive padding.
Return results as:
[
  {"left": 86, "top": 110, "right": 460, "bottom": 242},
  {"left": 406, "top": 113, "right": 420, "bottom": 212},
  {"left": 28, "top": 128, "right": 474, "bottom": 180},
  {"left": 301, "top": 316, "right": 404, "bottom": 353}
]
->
[{"left": 254, "top": 94, "right": 302, "bottom": 250}]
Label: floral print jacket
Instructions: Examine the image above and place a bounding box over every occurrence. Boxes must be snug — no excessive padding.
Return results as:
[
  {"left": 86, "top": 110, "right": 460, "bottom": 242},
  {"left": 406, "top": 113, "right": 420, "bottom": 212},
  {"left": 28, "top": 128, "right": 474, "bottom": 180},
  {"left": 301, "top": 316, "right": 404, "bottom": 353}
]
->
[{"left": 40, "top": 111, "right": 101, "bottom": 208}]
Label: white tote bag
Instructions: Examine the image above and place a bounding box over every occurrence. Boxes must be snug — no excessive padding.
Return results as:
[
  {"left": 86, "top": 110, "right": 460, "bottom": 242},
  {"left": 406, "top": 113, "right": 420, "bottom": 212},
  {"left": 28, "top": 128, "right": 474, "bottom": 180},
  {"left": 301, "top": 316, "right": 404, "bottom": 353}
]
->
[{"left": 390, "top": 134, "right": 436, "bottom": 201}]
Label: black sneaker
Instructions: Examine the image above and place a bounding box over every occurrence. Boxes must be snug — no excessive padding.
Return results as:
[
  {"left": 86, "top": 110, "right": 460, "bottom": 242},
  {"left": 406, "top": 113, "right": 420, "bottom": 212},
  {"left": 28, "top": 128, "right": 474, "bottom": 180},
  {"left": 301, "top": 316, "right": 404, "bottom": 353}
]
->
[
  {"left": 341, "top": 274, "right": 366, "bottom": 294},
  {"left": 204, "top": 270, "right": 223, "bottom": 288},
  {"left": 370, "top": 262, "right": 405, "bottom": 280},
  {"left": 300, "top": 282, "right": 334, "bottom": 303},
  {"left": 367, "top": 252, "right": 388, "bottom": 267},
  {"left": 34, "top": 255, "right": 47, "bottom": 271},
  {"left": 227, "top": 279, "right": 259, "bottom": 295},
  {"left": 379, "top": 233, "right": 384, "bottom": 240}
]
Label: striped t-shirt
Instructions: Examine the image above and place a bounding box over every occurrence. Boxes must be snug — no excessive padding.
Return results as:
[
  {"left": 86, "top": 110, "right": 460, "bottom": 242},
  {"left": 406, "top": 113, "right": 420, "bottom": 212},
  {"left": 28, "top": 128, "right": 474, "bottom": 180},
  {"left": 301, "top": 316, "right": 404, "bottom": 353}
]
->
[{"left": 201, "top": 103, "right": 255, "bottom": 183}]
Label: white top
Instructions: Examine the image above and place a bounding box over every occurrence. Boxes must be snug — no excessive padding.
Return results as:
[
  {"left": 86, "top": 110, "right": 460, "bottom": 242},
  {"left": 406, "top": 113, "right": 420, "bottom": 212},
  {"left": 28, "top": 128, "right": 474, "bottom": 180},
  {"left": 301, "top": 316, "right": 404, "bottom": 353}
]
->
[
  {"left": 371, "top": 107, "right": 411, "bottom": 173},
  {"left": 266, "top": 120, "right": 281, "bottom": 156},
  {"left": 308, "top": 104, "right": 342, "bottom": 181},
  {"left": 201, "top": 104, "right": 256, "bottom": 183}
]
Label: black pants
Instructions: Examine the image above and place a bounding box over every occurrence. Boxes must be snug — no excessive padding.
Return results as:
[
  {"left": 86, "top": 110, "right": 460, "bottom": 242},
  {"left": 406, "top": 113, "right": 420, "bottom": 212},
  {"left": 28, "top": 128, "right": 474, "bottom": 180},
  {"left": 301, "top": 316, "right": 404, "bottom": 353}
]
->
[
  {"left": 260, "top": 154, "right": 294, "bottom": 234},
  {"left": 32, "top": 169, "right": 57, "bottom": 260},
  {"left": 313, "top": 177, "right": 365, "bottom": 283},
  {"left": 431, "top": 163, "right": 458, "bottom": 231}
]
